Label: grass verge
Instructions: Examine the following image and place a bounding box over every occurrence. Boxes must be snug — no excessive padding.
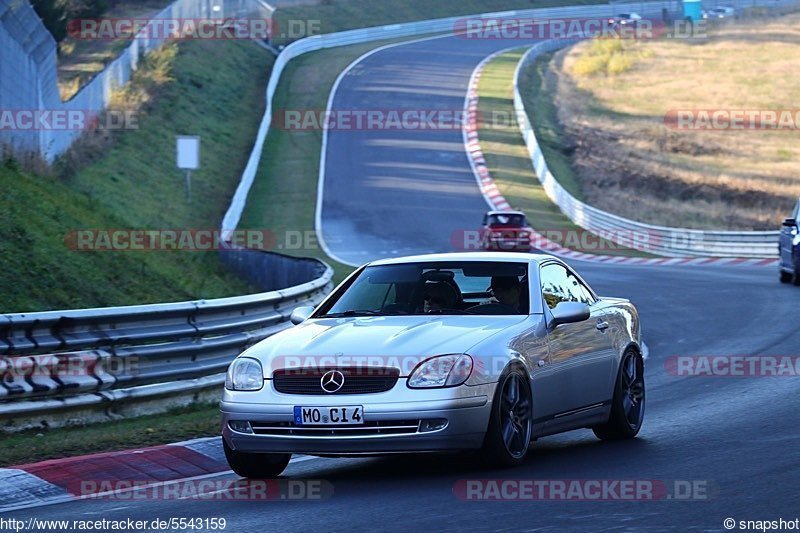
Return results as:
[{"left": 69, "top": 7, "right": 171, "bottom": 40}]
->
[
  {"left": 570, "top": 39, "right": 650, "bottom": 77},
  {"left": 1, "top": 39, "right": 274, "bottom": 312},
  {"left": 548, "top": 14, "right": 800, "bottom": 229},
  {"left": 477, "top": 49, "right": 650, "bottom": 257},
  {"left": 0, "top": 403, "right": 220, "bottom": 467}
]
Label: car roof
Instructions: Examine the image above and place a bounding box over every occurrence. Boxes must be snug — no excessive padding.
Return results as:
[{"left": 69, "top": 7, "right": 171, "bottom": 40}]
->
[
  {"left": 486, "top": 210, "right": 526, "bottom": 216},
  {"left": 368, "top": 252, "right": 556, "bottom": 266}
]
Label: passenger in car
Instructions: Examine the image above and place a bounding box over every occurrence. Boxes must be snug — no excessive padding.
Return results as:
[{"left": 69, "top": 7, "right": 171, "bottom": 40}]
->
[{"left": 489, "top": 276, "right": 523, "bottom": 311}]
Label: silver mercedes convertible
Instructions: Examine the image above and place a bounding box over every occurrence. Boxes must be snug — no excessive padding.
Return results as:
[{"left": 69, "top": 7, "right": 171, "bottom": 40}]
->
[{"left": 221, "top": 252, "right": 644, "bottom": 477}]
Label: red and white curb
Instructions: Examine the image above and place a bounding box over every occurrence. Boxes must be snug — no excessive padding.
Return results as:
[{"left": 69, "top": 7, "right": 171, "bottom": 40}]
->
[
  {"left": 0, "top": 437, "right": 317, "bottom": 513},
  {"left": 461, "top": 50, "right": 778, "bottom": 269},
  {"left": 0, "top": 437, "right": 228, "bottom": 513},
  {"left": 463, "top": 49, "right": 514, "bottom": 213}
]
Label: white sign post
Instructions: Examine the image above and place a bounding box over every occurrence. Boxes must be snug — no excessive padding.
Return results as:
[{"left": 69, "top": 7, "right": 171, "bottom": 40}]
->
[{"left": 176, "top": 136, "right": 200, "bottom": 202}]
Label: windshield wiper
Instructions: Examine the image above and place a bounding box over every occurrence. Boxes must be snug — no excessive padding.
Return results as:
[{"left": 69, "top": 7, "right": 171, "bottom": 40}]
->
[{"left": 319, "top": 310, "right": 383, "bottom": 318}]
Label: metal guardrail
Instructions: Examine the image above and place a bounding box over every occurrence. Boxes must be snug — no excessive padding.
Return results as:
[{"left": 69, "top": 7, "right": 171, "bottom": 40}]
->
[
  {"left": 0, "top": 252, "right": 332, "bottom": 430},
  {"left": 510, "top": 2, "right": 796, "bottom": 257}
]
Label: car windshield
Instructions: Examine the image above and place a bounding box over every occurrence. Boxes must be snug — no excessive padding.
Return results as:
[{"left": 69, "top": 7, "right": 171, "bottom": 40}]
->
[
  {"left": 318, "top": 261, "right": 530, "bottom": 316},
  {"left": 487, "top": 214, "right": 527, "bottom": 227}
]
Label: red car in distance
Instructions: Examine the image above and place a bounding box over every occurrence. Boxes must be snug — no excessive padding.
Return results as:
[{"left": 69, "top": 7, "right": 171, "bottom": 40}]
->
[{"left": 481, "top": 210, "right": 534, "bottom": 252}]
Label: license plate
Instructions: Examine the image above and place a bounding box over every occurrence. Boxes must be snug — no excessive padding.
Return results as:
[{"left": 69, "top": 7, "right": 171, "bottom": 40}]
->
[{"left": 293, "top": 406, "right": 364, "bottom": 426}]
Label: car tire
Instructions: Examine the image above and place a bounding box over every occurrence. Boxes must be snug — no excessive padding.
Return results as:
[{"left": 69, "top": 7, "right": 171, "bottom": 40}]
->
[
  {"left": 223, "top": 439, "right": 291, "bottom": 478},
  {"left": 780, "top": 270, "right": 793, "bottom": 283},
  {"left": 480, "top": 366, "right": 533, "bottom": 468},
  {"left": 592, "top": 349, "right": 645, "bottom": 441},
  {"left": 794, "top": 268, "right": 800, "bottom": 286}
]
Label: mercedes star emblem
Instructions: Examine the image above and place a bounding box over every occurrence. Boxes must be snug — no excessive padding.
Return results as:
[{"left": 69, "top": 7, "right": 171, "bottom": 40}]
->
[{"left": 320, "top": 369, "right": 345, "bottom": 393}]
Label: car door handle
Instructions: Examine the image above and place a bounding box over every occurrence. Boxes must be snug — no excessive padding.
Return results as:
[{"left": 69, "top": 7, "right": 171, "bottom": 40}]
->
[{"left": 596, "top": 321, "right": 609, "bottom": 331}]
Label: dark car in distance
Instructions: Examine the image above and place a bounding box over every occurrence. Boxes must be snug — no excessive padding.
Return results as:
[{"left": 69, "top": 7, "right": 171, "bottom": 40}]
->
[{"left": 779, "top": 198, "right": 800, "bottom": 285}]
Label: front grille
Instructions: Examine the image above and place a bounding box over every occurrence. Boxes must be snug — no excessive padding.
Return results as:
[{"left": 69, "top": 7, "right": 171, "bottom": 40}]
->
[
  {"left": 272, "top": 367, "right": 400, "bottom": 395},
  {"left": 248, "top": 419, "right": 421, "bottom": 437}
]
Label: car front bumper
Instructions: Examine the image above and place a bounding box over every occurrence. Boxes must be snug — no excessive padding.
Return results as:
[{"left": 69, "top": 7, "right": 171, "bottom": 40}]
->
[{"left": 221, "top": 382, "right": 494, "bottom": 455}]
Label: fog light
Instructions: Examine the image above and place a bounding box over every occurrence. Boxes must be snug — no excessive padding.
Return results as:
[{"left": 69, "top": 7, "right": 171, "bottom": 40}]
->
[
  {"left": 229, "top": 420, "right": 253, "bottom": 434},
  {"left": 419, "top": 419, "right": 448, "bottom": 433}
]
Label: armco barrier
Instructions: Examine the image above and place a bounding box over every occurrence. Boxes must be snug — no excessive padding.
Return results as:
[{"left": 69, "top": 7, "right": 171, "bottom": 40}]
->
[
  {"left": 510, "top": 13, "right": 791, "bottom": 257},
  {"left": 0, "top": 251, "right": 332, "bottom": 431}
]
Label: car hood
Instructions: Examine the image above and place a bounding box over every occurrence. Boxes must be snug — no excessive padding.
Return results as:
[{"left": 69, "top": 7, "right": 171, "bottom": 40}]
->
[{"left": 244, "top": 315, "right": 528, "bottom": 376}]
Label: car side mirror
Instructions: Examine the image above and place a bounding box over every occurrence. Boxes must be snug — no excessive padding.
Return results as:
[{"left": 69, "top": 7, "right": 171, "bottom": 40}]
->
[
  {"left": 783, "top": 218, "right": 797, "bottom": 227},
  {"left": 290, "top": 306, "right": 315, "bottom": 325},
  {"left": 551, "top": 302, "right": 590, "bottom": 327}
]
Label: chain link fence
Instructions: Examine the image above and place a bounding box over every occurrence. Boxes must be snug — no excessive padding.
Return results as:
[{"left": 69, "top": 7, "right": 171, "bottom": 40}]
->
[{"left": 0, "top": 0, "right": 272, "bottom": 163}]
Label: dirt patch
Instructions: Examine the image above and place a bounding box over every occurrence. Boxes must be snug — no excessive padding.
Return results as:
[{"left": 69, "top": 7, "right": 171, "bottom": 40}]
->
[{"left": 545, "top": 13, "right": 800, "bottom": 230}]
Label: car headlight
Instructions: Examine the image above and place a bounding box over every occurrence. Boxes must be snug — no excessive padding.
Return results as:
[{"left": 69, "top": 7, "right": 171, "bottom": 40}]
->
[
  {"left": 408, "top": 354, "right": 473, "bottom": 388},
  {"left": 225, "top": 358, "right": 264, "bottom": 391}
]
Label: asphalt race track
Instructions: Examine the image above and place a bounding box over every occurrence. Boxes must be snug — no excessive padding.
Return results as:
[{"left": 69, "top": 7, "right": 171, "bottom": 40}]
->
[
  {"left": 4, "top": 34, "right": 800, "bottom": 533},
  {"left": 318, "top": 35, "right": 508, "bottom": 265}
]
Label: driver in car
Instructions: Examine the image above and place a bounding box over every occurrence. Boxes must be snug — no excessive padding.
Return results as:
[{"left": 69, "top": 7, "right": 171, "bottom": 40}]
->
[
  {"left": 423, "top": 282, "right": 459, "bottom": 313},
  {"left": 488, "top": 276, "right": 522, "bottom": 311}
]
